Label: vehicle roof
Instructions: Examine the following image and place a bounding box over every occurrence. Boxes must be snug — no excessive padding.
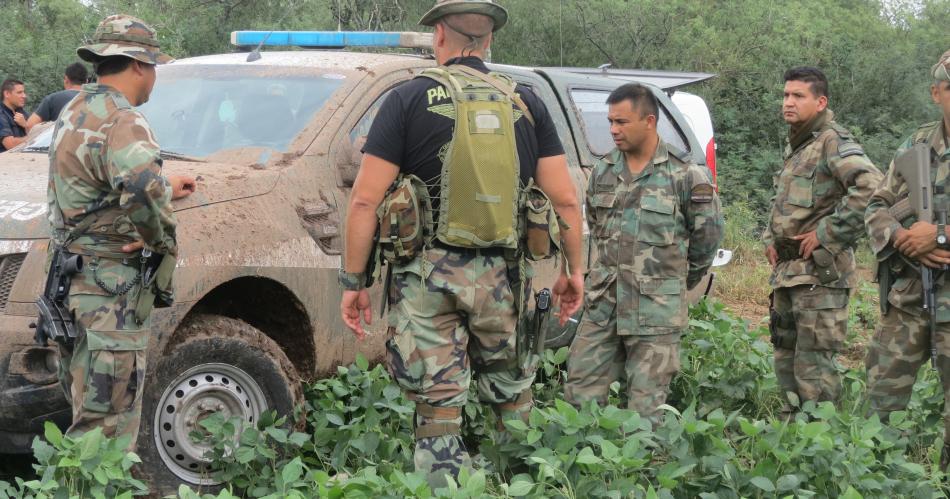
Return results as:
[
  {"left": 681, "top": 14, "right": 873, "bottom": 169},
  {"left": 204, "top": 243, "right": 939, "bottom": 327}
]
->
[
  {"left": 545, "top": 67, "right": 715, "bottom": 90},
  {"left": 170, "top": 50, "right": 429, "bottom": 69}
]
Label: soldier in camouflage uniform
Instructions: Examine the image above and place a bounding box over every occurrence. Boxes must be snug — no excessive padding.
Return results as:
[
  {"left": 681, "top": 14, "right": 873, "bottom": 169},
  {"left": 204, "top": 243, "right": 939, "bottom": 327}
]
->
[
  {"left": 865, "top": 49, "right": 950, "bottom": 464},
  {"left": 339, "top": 0, "right": 584, "bottom": 488},
  {"left": 763, "top": 67, "right": 882, "bottom": 413},
  {"left": 564, "top": 83, "right": 723, "bottom": 421},
  {"left": 48, "top": 14, "right": 195, "bottom": 449}
]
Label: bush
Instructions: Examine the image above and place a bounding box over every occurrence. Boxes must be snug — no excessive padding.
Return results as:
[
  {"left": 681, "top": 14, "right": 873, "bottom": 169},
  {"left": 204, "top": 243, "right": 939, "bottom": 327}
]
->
[{"left": 5, "top": 300, "right": 949, "bottom": 498}]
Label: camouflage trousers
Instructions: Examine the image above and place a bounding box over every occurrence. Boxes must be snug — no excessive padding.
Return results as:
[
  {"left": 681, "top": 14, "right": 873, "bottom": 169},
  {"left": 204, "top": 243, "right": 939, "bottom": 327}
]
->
[
  {"left": 386, "top": 246, "right": 534, "bottom": 488},
  {"left": 867, "top": 306, "right": 950, "bottom": 440},
  {"left": 58, "top": 259, "right": 149, "bottom": 451},
  {"left": 564, "top": 311, "right": 681, "bottom": 421},
  {"left": 771, "top": 285, "right": 849, "bottom": 409}
]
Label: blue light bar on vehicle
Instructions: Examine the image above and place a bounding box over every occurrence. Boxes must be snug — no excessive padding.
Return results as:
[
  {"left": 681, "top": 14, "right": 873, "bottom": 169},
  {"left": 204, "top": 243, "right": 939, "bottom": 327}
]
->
[{"left": 230, "top": 31, "right": 433, "bottom": 50}]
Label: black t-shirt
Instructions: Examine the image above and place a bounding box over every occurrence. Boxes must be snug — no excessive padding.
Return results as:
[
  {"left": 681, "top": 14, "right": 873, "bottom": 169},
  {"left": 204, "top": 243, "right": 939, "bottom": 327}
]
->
[
  {"left": 363, "top": 56, "right": 564, "bottom": 199},
  {"left": 0, "top": 103, "right": 26, "bottom": 152},
  {"left": 33, "top": 89, "right": 80, "bottom": 122}
]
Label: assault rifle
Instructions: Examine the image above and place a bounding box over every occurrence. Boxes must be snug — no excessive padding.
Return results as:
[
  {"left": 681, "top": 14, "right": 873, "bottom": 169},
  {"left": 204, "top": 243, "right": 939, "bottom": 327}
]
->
[
  {"left": 32, "top": 247, "right": 84, "bottom": 349},
  {"left": 894, "top": 143, "right": 942, "bottom": 369}
]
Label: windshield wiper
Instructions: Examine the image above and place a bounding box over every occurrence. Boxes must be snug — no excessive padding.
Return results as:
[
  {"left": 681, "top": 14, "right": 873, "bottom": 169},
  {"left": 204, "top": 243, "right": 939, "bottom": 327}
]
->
[
  {"left": 23, "top": 145, "right": 49, "bottom": 153},
  {"left": 160, "top": 150, "right": 205, "bottom": 162}
]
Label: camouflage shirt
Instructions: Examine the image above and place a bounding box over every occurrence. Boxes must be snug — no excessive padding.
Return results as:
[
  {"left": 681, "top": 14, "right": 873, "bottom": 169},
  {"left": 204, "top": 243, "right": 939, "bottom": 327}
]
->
[
  {"left": 47, "top": 83, "right": 177, "bottom": 258},
  {"left": 764, "top": 110, "right": 882, "bottom": 289},
  {"left": 866, "top": 120, "right": 950, "bottom": 320},
  {"left": 585, "top": 141, "right": 723, "bottom": 335}
]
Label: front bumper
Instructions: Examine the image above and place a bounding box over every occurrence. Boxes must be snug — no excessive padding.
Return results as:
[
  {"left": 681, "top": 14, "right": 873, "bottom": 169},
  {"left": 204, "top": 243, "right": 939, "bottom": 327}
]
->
[{"left": 0, "top": 312, "right": 70, "bottom": 453}]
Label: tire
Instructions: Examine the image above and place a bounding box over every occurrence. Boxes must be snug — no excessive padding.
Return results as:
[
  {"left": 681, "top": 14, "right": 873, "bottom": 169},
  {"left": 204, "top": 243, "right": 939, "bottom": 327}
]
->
[{"left": 138, "top": 314, "right": 303, "bottom": 496}]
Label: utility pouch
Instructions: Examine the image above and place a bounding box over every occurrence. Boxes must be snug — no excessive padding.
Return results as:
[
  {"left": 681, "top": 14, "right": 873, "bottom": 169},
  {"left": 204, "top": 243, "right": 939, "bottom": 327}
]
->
[
  {"left": 377, "top": 174, "right": 430, "bottom": 264},
  {"left": 768, "top": 292, "right": 796, "bottom": 350},
  {"left": 811, "top": 247, "right": 839, "bottom": 285},
  {"left": 522, "top": 182, "right": 561, "bottom": 261},
  {"left": 877, "top": 257, "right": 893, "bottom": 315},
  {"left": 133, "top": 252, "right": 175, "bottom": 325}
]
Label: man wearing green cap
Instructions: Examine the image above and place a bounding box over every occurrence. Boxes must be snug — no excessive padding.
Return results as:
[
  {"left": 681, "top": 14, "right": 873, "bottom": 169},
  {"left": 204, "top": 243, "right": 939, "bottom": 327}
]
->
[
  {"left": 865, "top": 48, "right": 950, "bottom": 469},
  {"left": 46, "top": 14, "right": 195, "bottom": 450},
  {"left": 340, "top": 0, "right": 584, "bottom": 488}
]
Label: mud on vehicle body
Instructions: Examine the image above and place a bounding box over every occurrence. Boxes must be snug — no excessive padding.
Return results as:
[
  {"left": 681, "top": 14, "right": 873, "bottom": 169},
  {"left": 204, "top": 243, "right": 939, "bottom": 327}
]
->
[{"left": 0, "top": 35, "right": 720, "bottom": 493}]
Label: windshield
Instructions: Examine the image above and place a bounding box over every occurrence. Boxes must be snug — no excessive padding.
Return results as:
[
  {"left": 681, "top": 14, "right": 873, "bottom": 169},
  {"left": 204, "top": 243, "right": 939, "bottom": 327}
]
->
[{"left": 21, "top": 64, "right": 346, "bottom": 158}]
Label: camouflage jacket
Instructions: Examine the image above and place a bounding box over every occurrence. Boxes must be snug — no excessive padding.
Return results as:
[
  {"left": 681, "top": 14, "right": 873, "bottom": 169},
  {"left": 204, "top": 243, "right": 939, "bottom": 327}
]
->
[
  {"left": 866, "top": 120, "right": 950, "bottom": 320},
  {"left": 585, "top": 141, "right": 723, "bottom": 335},
  {"left": 764, "top": 110, "right": 882, "bottom": 289},
  {"left": 47, "top": 83, "right": 177, "bottom": 259}
]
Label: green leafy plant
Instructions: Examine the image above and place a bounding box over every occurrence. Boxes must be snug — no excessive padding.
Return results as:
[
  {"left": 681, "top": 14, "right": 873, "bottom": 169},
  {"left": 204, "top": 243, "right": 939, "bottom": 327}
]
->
[{"left": 0, "top": 422, "right": 146, "bottom": 499}]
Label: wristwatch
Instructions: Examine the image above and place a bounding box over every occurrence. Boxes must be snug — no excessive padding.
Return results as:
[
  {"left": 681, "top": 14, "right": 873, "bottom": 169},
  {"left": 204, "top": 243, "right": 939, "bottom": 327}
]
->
[
  {"left": 338, "top": 269, "right": 366, "bottom": 291},
  {"left": 938, "top": 223, "right": 948, "bottom": 248}
]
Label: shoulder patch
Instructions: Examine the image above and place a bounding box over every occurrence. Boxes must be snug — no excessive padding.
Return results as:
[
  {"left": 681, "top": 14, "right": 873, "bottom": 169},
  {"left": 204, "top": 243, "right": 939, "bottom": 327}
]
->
[
  {"left": 690, "top": 183, "right": 715, "bottom": 203},
  {"left": 838, "top": 141, "right": 865, "bottom": 158}
]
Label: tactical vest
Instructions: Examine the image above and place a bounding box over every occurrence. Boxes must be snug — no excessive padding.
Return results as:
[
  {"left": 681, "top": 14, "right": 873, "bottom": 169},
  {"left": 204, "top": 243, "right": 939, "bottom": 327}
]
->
[
  {"left": 419, "top": 65, "right": 529, "bottom": 249},
  {"left": 376, "top": 65, "right": 561, "bottom": 266}
]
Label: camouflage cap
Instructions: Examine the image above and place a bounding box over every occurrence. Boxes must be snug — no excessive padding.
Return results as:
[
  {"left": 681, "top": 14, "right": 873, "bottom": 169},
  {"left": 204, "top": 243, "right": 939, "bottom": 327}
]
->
[
  {"left": 77, "top": 14, "right": 172, "bottom": 65},
  {"left": 419, "top": 0, "right": 508, "bottom": 32},
  {"left": 933, "top": 49, "right": 950, "bottom": 82}
]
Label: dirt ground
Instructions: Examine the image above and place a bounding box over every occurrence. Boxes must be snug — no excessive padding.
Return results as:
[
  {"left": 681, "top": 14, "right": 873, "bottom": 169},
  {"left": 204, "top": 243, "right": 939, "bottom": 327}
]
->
[{"left": 712, "top": 261, "right": 878, "bottom": 371}]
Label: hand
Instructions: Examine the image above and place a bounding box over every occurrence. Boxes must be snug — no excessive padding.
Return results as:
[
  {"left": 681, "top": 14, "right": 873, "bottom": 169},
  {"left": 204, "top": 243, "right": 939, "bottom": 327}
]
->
[
  {"left": 168, "top": 175, "right": 197, "bottom": 200},
  {"left": 792, "top": 230, "right": 820, "bottom": 260},
  {"left": 12, "top": 112, "right": 26, "bottom": 128},
  {"left": 894, "top": 222, "right": 938, "bottom": 258},
  {"left": 122, "top": 240, "right": 144, "bottom": 253},
  {"left": 765, "top": 245, "right": 778, "bottom": 267},
  {"left": 552, "top": 272, "right": 584, "bottom": 326},
  {"left": 341, "top": 289, "right": 372, "bottom": 340},
  {"left": 918, "top": 248, "right": 950, "bottom": 269}
]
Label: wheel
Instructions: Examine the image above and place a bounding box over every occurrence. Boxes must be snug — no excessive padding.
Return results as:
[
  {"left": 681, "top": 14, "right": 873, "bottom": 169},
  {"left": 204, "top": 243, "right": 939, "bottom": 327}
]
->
[{"left": 138, "top": 314, "right": 302, "bottom": 495}]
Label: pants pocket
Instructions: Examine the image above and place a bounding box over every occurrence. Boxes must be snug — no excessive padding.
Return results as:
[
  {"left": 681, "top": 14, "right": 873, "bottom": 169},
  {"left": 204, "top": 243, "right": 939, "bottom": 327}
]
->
[
  {"left": 386, "top": 318, "right": 426, "bottom": 394},
  {"left": 82, "top": 349, "right": 143, "bottom": 414}
]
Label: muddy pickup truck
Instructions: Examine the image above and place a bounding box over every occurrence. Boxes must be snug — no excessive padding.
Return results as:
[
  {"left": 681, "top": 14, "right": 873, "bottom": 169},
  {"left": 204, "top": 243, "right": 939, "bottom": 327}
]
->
[{"left": 0, "top": 31, "right": 720, "bottom": 492}]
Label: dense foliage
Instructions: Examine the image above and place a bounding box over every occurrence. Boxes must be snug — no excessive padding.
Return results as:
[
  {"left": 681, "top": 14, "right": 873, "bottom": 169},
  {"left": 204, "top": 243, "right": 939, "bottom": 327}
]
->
[
  {"left": 3, "top": 0, "right": 949, "bottom": 216},
  {"left": 2, "top": 299, "right": 948, "bottom": 498}
]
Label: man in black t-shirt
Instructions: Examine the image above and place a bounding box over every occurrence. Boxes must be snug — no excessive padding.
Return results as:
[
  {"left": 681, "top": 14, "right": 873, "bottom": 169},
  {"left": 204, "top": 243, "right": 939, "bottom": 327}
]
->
[
  {"left": 339, "top": 0, "right": 584, "bottom": 488},
  {"left": 0, "top": 78, "right": 28, "bottom": 152},
  {"left": 26, "top": 62, "right": 88, "bottom": 131}
]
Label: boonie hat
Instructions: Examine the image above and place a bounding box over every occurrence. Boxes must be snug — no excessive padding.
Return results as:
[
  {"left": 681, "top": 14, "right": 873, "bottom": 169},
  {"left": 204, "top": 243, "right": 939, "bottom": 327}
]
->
[
  {"left": 77, "top": 14, "right": 172, "bottom": 65},
  {"left": 934, "top": 49, "right": 950, "bottom": 82},
  {"left": 419, "top": 0, "right": 509, "bottom": 32}
]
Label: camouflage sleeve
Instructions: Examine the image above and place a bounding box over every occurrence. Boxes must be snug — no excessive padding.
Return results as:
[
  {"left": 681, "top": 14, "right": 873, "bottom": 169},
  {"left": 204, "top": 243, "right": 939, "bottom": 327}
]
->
[
  {"left": 585, "top": 167, "right": 596, "bottom": 230},
  {"left": 104, "top": 110, "right": 178, "bottom": 256},
  {"left": 814, "top": 137, "right": 883, "bottom": 254},
  {"left": 683, "top": 164, "right": 724, "bottom": 288},
  {"left": 762, "top": 175, "right": 778, "bottom": 248},
  {"left": 865, "top": 138, "right": 913, "bottom": 259}
]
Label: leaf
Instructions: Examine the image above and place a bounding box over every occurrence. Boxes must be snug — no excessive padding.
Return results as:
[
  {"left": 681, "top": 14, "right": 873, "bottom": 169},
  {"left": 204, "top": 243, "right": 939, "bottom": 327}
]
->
[
  {"left": 288, "top": 432, "right": 310, "bottom": 447},
  {"left": 749, "top": 476, "right": 776, "bottom": 492},
  {"left": 325, "top": 413, "right": 345, "bottom": 426},
  {"left": 43, "top": 422, "right": 63, "bottom": 447},
  {"left": 776, "top": 474, "right": 801, "bottom": 491},
  {"left": 839, "top": 486, "right": 863, "bottom": 499},
  {"left": 78, "top": 429, "right": 103, "bottom": 460},
  {"left": 507, "top": 479, "right": 534, "bottom": 496},
  {"left": 526, "top": 429, "right": 542, "bottom": 444},
  {"left": 575, "top": 447, "right": 601, "bottom": 465},
  {"left": 281, "top": 457, "right": 304, "bottom": 484},
  {"left": 504, "top": 419, "right": 528, "bottom": 432},
  {"left": 355, "top": 354, "right": 369, "bottom": 371}
]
